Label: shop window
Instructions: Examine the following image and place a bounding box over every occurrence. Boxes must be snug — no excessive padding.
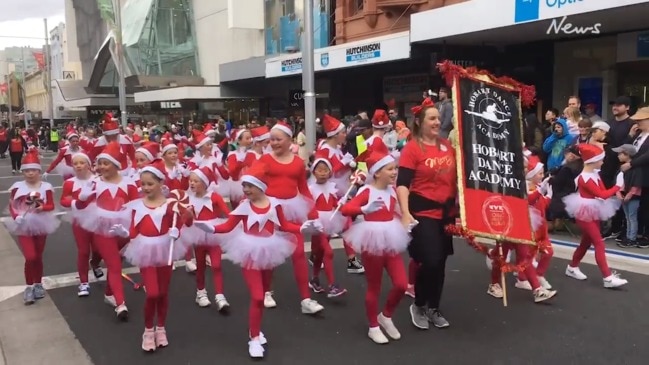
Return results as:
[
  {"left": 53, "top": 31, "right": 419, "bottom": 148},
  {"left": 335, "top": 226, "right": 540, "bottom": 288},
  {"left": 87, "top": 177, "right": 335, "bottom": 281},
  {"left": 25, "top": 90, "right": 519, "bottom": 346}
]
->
[
  {"left": 351, "top": 0, "right": 364, "bottom": 15},
  {"left": 265, "top": 0, "right": 333, "bottom": 56}
]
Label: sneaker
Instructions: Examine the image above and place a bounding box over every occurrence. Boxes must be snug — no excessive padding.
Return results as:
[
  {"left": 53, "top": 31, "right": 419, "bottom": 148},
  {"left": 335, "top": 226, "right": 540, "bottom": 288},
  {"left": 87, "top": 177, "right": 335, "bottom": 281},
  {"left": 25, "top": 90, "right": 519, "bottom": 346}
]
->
[
  {"left": 142, "top": 328, "right": 156, "bottom": 352},
  {"left": 185, "top": 260, "right": 197, "bottom": 273},
  {"left": 347, "top": 257, "right": 365, "bottom": 274},
  {"left": 409, "top": 304, "right": 429, "bottom": 330},
  {"left": 367, "top": 327, "right": 389, "bottom": 344},
  {"left": 538, "top": 277, "right": 553, "bottom": 290},
  {"left": 617, "top": 239, "right": 636, "bottom": 248},
  {"left": 115, "top": 303, "right": 129, "bottom": 321},
  {"left": 308, "top": 278, "right": 324, "bottom": 293},
  {"left": 514, "top": 280, "right": 533, "bottom": 291},
  {"left": 23, "top": 286, "right": 35, "bottom": 305},
  {"left": 533, "top": 287, "right": 557, "bottom": 303},
  {"left": 92, "top": 267, "right": 104, "bottom": 279},
  {"left": 565, "top": 265, "right": 588, "bottom": 281},
  {"left": 487, "top": 283, "right": 504, "bottom": 298},
  {"left": 377, "top": 313, "right": 401, "bottom": 340},
  {"left": 603, "top": 272, "right": 628, "bottom": 288},
  {"left": 195, "top": 289, "right": 211, "bottom": 307},
  {"left": 248, "top": 338, "right": 265, "bottom": 358},
  {"left": 327, "top": 284, "right": 347, "bottom": 298},
  {"left": 249, "top": 332, "right": 268, "bottom": 345},
  {"left": 405, "top": 285, "right": 415, "bottom": 298},
  {"left": 614, "top": 233, "right": 625, "bottom": 243},
  {"left": 154, "top": 327, "right": 168, "bottom": 348},
  {"left": 263, "top": 291, "right": 277, "bottom": 308},
  {"left": 425, "top": 308, "right": 450, "bottom": 328},
  {"left": 214, "top": 294, "right": 230, "bottom": 312},
  {"left": 104, "top": 295, "right": 117, "bottom": 307},
  {"left": 33, "top": 283, "right": 46, "bottom": 299},
  {"left": 300, "top": 298, "right": 324, "bottom": 314},
  {"left": 78, "top": 283, "right": 90, "bottom": 297},
  {"left": 637, "top": 240, "right": 649, "bottom": 249}
]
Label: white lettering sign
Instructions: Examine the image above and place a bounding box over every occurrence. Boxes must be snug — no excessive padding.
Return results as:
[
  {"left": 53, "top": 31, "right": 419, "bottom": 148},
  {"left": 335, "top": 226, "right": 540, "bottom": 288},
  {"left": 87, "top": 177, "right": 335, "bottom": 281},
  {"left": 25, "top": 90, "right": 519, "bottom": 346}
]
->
[{"left": 546, "top": 16, "right": 601, "bottom": 35}]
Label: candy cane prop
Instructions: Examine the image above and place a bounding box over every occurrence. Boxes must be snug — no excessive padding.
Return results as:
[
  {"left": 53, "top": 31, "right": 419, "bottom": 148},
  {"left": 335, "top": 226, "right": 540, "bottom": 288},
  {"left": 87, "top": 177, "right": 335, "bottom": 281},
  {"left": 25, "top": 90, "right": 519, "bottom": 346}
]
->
[
  {"left": 167, "top": 189, "right": 189, "bottom": 266},
  {"left": 24, "top": 191, "right": 44, "bottom": 215}
]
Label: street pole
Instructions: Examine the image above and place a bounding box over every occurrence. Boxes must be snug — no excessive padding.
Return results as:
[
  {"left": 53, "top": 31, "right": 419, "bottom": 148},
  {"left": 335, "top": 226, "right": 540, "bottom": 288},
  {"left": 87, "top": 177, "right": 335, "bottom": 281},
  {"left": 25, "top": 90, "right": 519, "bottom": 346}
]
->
[
  {"left": 44, "top": 18, "right": 55, "bottom": 128},
  {"left": 112, "top": 0, "right": 128, "bottom": 127},
  {"left": 302, "top": 0, "right": 316, "bottom": 156},
  {"left": 21, "top": 47, "right": 28, "bottom": 125},
  {"left": 6, "top": 74, "right": 12, "bottom": 128}
]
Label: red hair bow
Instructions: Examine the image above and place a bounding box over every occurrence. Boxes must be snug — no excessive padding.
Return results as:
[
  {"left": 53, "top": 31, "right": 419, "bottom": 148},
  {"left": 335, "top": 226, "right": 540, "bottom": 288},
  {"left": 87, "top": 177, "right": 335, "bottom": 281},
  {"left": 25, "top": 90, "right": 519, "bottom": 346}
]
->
[{"left": 410, "top": 97, "right": 435, "bottom": 116}]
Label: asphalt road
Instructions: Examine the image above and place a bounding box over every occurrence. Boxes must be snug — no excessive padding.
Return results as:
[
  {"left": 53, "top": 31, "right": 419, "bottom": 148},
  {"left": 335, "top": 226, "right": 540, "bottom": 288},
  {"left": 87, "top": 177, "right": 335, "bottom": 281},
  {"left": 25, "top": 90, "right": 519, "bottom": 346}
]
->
[{"left": 2, "top": 152, "right": 649, "bottom": 365}]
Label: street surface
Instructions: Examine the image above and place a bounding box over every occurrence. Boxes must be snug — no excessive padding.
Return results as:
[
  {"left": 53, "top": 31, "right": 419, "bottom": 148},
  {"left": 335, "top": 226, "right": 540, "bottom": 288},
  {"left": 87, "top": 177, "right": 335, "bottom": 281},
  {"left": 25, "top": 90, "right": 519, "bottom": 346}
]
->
[{"left": 0, "top": 152, "right": 648, "bottom": 365}]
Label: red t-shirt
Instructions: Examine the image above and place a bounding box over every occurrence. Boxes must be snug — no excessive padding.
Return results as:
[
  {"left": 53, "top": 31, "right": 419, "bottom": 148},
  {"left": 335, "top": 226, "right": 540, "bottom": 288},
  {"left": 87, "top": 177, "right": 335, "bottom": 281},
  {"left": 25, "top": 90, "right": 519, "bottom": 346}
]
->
[
  {"left": 399, "top": 139, "right": 457, "bottom": 219},
  {"left": 0, "top": 130, "right": 7, "bottom": 142}
]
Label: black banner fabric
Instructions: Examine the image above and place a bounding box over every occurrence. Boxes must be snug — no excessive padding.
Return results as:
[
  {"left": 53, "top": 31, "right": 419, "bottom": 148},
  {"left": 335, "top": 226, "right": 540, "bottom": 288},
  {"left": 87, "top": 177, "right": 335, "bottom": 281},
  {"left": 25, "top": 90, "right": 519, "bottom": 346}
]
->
[{"left": 458, "top": 77, "right": 525, "bottom": 199}]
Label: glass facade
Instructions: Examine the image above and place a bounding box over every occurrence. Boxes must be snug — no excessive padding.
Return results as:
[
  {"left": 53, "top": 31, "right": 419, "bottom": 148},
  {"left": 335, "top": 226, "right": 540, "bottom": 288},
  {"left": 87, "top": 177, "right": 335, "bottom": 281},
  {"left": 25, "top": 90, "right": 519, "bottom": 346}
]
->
[{"left": 264, "top": 0, "right": 332, "bottom": 56}]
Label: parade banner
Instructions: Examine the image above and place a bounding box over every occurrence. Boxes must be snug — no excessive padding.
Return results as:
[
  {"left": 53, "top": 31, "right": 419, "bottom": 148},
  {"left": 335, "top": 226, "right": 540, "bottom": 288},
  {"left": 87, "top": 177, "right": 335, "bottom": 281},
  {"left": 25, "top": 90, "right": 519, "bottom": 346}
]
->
[{"left": 440, "top": 62, "right": 536, "bottom": 244}]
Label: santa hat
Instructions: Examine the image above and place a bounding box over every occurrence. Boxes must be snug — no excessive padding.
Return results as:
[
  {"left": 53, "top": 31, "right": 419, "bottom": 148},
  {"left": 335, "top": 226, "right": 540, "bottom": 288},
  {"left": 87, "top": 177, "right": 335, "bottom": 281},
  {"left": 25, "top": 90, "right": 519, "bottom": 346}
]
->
[
  {"left": 203, "top": 123, "right": 216, "bottom": 136},
  {"left": 190, "top": 166, "right": 215, "bottom": 187},
  {"left": 322, "top": 114, "right": 345, "bottom": 137},
  {"left": 231, "top": 128, "right": 249, "bottom": 143},
  {"left": 357, "top": 143, "right": 394, "bottom": 176},
  {"left": 161, "top": 139, "right": 178, "bottom": 154},
  {"left": 525, "top": 155, "right": 544, "bottom": 180},
  {"left": 371, "top": 109, "right": 390, "bottom": 129},
  {"left": 102, "top": 113, "right": 120, "bottom": 136},
  {"left": 136, "top": 141, "right": 160, "bottom": 161},
  {"left": 125, "top": 123, "right": 134, "bottom": 132},
  {"left": 140, "top": 159, "right": 167, "bottom": 181},
  {"left": 71, "top": 152, "right": 91, "bottom": 165},
  {"left": 241, "top": 163, "right": 269, "bottom": 192},
  {"left": 310, "top": 157, "right": 332, "bottom": 173},
  {"left": 193, "top": 131, "right": 212, "bottom": 149},
  {"left": 66, "top": 131, "right": 79, "bottom": 140},
  {"left": 271, "top": 121, "right": 293, "bottom": 138},
  {"left": 251, "top": 126, "right": 270, "bottom": 142},
  {"left": 96, "top": 141, "right": 128, "bottom": 169},
  {"left": 579, "top": 143, "right": 605, "bottom": 164},
  {"left": 161, "top": 132, "right": 172, "bottom": 141},
  {"left": 20, "top": 149, "right": 41, "bottom": 171}
]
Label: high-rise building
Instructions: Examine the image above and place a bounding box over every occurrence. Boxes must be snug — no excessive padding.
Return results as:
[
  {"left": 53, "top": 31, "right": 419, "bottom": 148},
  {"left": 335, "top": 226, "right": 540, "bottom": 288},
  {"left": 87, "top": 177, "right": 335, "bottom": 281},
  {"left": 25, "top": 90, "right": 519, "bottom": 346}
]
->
[{"left": 50, "top": 21, "right": 83, "bottom": 80}]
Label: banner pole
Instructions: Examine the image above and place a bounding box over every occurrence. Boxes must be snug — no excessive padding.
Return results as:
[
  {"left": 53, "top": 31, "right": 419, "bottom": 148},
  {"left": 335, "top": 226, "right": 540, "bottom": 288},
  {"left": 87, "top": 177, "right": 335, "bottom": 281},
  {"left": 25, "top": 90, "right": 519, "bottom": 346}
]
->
[{"left": 498, "top": 243, "right": 508, "bottom": 307}]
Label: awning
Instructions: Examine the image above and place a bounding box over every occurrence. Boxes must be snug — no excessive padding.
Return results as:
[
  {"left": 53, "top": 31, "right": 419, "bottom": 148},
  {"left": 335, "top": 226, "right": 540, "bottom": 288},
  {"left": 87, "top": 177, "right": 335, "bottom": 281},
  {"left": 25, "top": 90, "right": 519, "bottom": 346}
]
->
[
  {"left": 410, "top": 0, "right": 649, "bottom": 45},
  {"left": 53, "top": 79, "right": 135, "bottom": 108},
  {"left": 134, "top": 86, "right": 256, "bottom": 103}
]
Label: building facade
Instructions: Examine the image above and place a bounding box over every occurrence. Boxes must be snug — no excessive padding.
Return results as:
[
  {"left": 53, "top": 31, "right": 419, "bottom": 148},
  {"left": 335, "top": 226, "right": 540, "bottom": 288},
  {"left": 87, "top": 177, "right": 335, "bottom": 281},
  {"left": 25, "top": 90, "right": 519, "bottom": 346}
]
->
[{"left": 24, "top": 69, "right": 48, "bottom": 121}]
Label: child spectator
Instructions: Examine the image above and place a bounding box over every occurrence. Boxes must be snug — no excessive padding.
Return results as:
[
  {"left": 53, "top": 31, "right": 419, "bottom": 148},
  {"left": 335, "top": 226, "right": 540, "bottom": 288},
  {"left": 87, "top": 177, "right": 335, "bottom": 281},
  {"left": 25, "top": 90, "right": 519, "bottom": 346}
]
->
[
  {"left": 576, "top": 119, "right": 593, "bottom": 144},
  {"left": 612, "top": 144, "right": 645, "bottom": 248},
  {"left": 543, "top": 118, "right": 576, "bottom": 170}
]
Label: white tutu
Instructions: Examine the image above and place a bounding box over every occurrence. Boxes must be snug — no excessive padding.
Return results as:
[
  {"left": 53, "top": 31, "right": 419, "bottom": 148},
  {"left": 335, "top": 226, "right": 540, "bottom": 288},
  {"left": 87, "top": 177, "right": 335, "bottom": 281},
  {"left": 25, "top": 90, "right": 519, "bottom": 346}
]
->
[
  {"left": 529, "top": 206, "right": 544, "bottom": 232},
  {"left": 317, "top": 210, "right": 347, "bottom": 236},
  {"left": 228, "top": 179, "right": 245, "bottom": 204},
  {"left": 77, "top": 204, "right": 131, "bottom": 236},
  {"left": 123, "top": 234, "right": 188, "bottom": 267},
  {"left": 342, "top": 218, "right": 410, "bottom": 255},
  {"left": 275, "top": 195, "right": 314, "bottom": 222},
  {"left": 222, "top": 230, "right": 296, "bottom": 270},
  {"left": 179, "top": 218, "right": 230, "bottom": 247},
  {"left": 4, "top": 212, "right": 60, "bottom": 236},
  {"left": 563, "top": 193, "right": 621, "bottom": 222}
]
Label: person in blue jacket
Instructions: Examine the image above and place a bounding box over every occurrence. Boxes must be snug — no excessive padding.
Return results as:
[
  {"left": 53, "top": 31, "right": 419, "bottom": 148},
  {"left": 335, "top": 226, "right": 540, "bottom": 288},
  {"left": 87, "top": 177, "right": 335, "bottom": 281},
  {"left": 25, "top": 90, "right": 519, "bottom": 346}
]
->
[{"left": 543, "top": 118, "right": 576, "bottom": 170}]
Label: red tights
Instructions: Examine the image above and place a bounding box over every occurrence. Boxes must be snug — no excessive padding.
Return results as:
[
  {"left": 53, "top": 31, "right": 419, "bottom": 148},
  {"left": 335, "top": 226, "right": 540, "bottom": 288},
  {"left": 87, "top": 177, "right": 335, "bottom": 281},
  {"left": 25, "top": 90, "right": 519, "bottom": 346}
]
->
[
  {"left": 361, "top": 252, "right": 407, "bottom": 327},
  {"left": 92, "top": 234, "right": 126, "bottom": 305},
  {"left": 311, "top": 234, "right": 335, "bottom": 284},
  {"left": 72, "top": 223, "right": 102, "bottom": 283},
  {"left": 242, "top": 268, "right": 273, "bottom": 338},
  {"left": 195, "top": 245, "right": 223, "bottom": 293},
  {"left": 18, "top": 235, "right": 46, "bottom": 285},
  {"left": 290, "top": 231, "right": 310, "bottom": 300},
  {"left": 140, "top": 266, "right": 173, "bottom": 328},
  {"left": 570, "top": 219, "right": 611, "bottom": 277},
  {"left": 490, "top": 243, "right": 541, "bottom": 290},
  {"left": 518, "top": 240, "right": 554, "bottom": 281}
]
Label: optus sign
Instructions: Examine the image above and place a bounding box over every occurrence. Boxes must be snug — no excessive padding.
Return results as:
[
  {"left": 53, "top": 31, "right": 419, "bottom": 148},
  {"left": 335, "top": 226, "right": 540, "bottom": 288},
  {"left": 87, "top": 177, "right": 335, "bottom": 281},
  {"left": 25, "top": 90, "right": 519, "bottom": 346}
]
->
[{"left": 515, "top": 0, "right": 586, "bottom": 23}]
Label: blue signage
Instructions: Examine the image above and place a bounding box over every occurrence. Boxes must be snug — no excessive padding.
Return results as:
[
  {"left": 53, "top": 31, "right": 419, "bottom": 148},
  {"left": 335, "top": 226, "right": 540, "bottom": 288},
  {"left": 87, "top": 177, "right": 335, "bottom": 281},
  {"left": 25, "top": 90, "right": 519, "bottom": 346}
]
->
[
  {"left": 637, "top": 32, "right": 649, "bottom": 58},
  {"left": 515, "top": 0, "right": 540, "bottom": 23},
  {"left": 281, "top": 57, "right": 302, "bottom": 72},
  {"left": 345, "top": 43, "right": 381, "bottom": 63}
]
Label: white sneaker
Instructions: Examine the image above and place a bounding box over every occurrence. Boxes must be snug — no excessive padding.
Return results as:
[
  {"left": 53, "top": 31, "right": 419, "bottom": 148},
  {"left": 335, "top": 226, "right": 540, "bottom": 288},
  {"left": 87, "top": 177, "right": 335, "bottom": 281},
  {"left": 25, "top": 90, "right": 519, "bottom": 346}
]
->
[
  {"left": 115, "top": 303, "right": 129, "bottom": 321},
  {"left": 368, "top": 327, "right": 389, "bottom": 344},
  {"left": 195, "top": 289, "right": 211, "bottom": 307},
  {"left": 565, "top": 265, "right": 588, "bottom": 280},
  {"left": 538, "top": 276, "right": 552, "bottom": 290},
  {"left": 104, "top": 295, "right": 117, "bottom": 307},
  {"left": 300, "top": 298, "right": 324, "bottom": 314},
  {"left": 514, "top": 280, "right": 533, "bottom": 291},
  {"left": 215, "top": 294, "right": 230, "bottom": 312},
  {"left": 263, "top": 291, "right": 277, "bottom": 308},
  {"left": 249, "top": 331, "right": 268, "bottom": 345},
  {"left": 185, "top": 260, "right": 197, "bottom": 273},
  {"left": 78, "top": 283, "right": 90, "bottom": 297},
  {"left": 248, "top": 338, "right": 265, "bottom": 358},
  {"left": 377, "top": 313, "right": 401, "bottom": 340},
  {"left": 533, "top": 287, "right": 557, "bottom": 303},
  {"left": 487, "top": 283, "right": 504, "bottom": 298},
  {"left": 603, "top": 272, "right": 628, "bottom": 288}
]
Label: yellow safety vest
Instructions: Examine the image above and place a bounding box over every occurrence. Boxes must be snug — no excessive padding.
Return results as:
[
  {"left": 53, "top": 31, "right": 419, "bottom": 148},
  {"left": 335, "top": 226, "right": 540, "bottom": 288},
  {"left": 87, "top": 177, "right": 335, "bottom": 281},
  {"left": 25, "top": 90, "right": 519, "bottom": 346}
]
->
[
  {"left": 50, "top": 130, "right": 59, "bottom": 142},
  {"left": 355, "top": 134, "right": 367, "bottom": 172}
]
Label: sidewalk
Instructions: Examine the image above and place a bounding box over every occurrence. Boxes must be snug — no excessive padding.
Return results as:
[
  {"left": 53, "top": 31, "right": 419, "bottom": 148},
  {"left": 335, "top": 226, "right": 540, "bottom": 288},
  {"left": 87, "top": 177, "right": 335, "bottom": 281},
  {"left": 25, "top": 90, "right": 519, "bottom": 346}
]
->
[{"left": 0, "top": 226, "right": 92, "bottom": 365}]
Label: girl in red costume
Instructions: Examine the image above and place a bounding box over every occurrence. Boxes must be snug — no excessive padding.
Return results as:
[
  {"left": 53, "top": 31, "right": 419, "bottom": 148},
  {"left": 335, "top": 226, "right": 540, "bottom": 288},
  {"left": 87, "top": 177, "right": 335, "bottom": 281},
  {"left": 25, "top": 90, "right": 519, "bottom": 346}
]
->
[
  {"left": 340, "top": 144, "right": 409, "bottom": 344},
  {"left": 160, "top": 139, "right": 189, "bottom": 191},
  {"left": 308, "top": 158, "right": 348, "bottom": 297},
  {"left": 226, "top": 128, "right": 253, "bottom": 207},
  {"left": 254, "top": 121, "right": 324, "bottom": 314},
  {"left": 76, "top": 141, "right": 139, "bottom": 320},
  {"left": 563, "top": 143, "right": 628, "bottom": 288},
  {"left": 113, "top": 160, "right": 192, "bottom": 352},
  {"left": 5, "top": 150, "right": 60, "bottom": 305},
  {"left": 89, "top": 115, "right": 136, "bottom": 174},
  {"left": 131, "top": 142, "right": 161, "bottom": 185},
  {"left": 187, "top": 132, "right": 231, "bottom": 198},
  {"left": 181, "top": 166, "right": 231, "bottom": 311},
  {"left": 243, "top": 126, "right": 270, "bottom": 168},
  {"left": 195, "top": 163, "right": 320, "bottom": 359},
  {"left": 43, "top": 131, "right": 84, "bottom": 180},
  {"left": 60, "top": 152, "right": 104, "bottom": 297}
]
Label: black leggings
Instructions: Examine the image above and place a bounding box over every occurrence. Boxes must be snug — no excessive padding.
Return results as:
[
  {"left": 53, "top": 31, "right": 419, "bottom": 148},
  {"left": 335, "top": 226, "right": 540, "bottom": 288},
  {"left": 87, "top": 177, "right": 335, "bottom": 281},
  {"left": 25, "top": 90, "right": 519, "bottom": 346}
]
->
[
  {"left": 10, "top": 152, "right": 22, "bottom": 171},
  {"left": 408, "top": 216, "right": 454, "bottom": 309}
]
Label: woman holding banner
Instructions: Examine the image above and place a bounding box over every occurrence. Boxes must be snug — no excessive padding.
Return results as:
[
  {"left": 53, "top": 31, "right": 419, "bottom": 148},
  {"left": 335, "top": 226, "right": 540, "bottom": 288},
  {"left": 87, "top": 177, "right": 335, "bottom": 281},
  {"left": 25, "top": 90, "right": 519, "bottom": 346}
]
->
[{"left": 396, "top": 99, "right": 458, "bottom": 330}]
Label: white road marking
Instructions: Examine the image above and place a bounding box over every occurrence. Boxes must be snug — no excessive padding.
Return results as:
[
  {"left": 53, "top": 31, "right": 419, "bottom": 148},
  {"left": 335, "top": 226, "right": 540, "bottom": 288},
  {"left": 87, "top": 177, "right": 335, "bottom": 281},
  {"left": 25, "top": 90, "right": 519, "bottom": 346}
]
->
[{"left": 0, "top": 285, "right": 27, "bottom": 303}]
